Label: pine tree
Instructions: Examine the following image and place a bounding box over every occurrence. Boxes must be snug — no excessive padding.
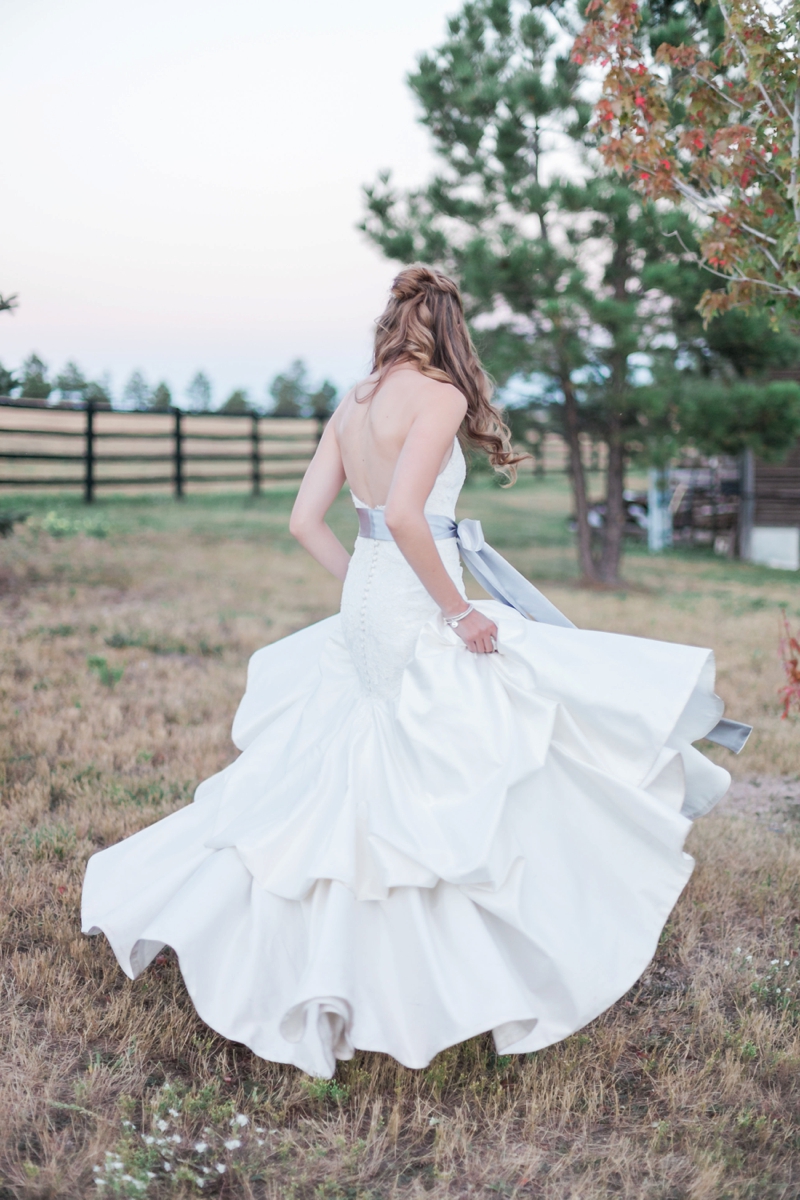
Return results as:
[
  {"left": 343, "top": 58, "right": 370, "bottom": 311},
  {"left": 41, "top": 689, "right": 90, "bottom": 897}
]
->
[
  {"left": 150, "top": 383, "right": 172, "bottom": 411},
  {"left": 20, "top": 354, "right": 51, "bottom": 400},
  {"left": 220, "top": 389, "right": 252, "bottom": 414},
  {"left": 186, "top": 371, "right": 213, "bottom": 412},
  {"left": 55, "top": 361, "right": 89, "bottom": 403},
  {"left": 122, "top": 371, "right": 151, "bottom": 411},
  {"left": 268, "top": 360, "right": 308, "bottom": 418}
]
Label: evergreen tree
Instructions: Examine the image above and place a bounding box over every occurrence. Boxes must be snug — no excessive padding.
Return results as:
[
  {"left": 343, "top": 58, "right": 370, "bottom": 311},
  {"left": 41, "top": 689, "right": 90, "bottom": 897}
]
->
[
  {"left": 220, "top": 388, "right": 252, "bottom": 414},
  {"left": 150, "top": 382, "right": 172, "bottom": 411},
  {"left": 122, "top": 370, "right": 151, "bottom": 411},
  {"left": 55, "top": 361, "right": 89, "bottom": 403},
  {"left": 0, "top": 361, "right": 17, "bottom": 396},
  {"left": 85, "top": 375, "right": 113, "bottom": 407},
  {"left": 308, "top": 380, "right": 338, "bottom": 420},
  {"left": 361, "top": 0, "right": 800, "bottom": 583},
  {"left": 268, "top": 360, "right": 308, "bottom": 418},
  {"left": 186, "top": 371, "right": 213, "bottom": 412},
  {"left": 19, "top": 354, "right": 51, "bottom": 400},
  {"left": 361, "top": 0, "right": 655, "bottom": 583}
]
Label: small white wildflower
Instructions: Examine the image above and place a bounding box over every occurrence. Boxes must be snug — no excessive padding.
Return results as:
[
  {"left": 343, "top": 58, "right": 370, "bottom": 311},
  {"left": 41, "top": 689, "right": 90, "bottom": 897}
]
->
[
  {"left": 194, "top": 1141, "right": 208, "bottom": 1153},
  {"left": 121, "top": 1120, "right": 134, "bottom": 1129},
  {"left": 146, "top": 1173, "right": 155, "bottom": 1179},
  {"left": 168, "top": 1108, "right": 180, "bottom": 1117},
  {"left": 255, "top": 1126, "right": 265, "bottom": 1134},
  {"left": 746, "top": 955, "right": 753, "bottom": 962},
  {"left": 121, "top": 1176, "right": 133, "bottom": 1183},
  {"left": 95, "top": 1181, "right": 106, "bottom": 1187},
  {"left": 234, "top": 1113, "right": 249, "bottom": 1127},
  {"left": 170, "top": 1134, "right": 181, "bottom": 1144},
  {"left": 143, "top": 1136, "right": 155, "bottom": 1145},
  {"left": 223, "top": 1138, "right": 242, "bottom": 1150},
  {"left": 110, "top": 1161, "right": 123, "bottom": 1171},
  {"left": 215, "top": 1163, "right": 227, "bottom": 1174},
  {"left": 735, "top": 947, "right": 741, "bottom": 954},
  {"left": 156, "top": 1119, "right": 169, "bottom": 1131},
  {"left": 428, "top": 1117, "right": 440, "bottom": 1127},
  {"left": 776, "top": 987, "right": 782, "bottom": 993},
  {"left": 93, "top": 1166, "right": 100, "bottom": 1173},
  {"left": 155, "top": 1138, "right": 166, "bottom": 1146},
  {"left": 771, "top": 959, "right": 779, "bottom": 965},
  {"left": 784, "top": 960, "right": 790, "bottom": 966},
  {"left": 257, "top": 1138, "right": 264, "bottom": 1146},
  {"left": 196, "top": 1180, "right": 205, "bottom": 1189},
  {"left": 163, "top": 1161, "right": 172, "bottom": 1171},
  {"left": 202, "top": 1167, "right": 210, "bottom": 1174}
]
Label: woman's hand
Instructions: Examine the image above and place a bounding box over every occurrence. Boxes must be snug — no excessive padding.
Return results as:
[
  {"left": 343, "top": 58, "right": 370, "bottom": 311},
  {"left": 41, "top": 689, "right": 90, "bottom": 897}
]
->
[{"left": 450, "top": 608, "right": 498, "bottom": 654}]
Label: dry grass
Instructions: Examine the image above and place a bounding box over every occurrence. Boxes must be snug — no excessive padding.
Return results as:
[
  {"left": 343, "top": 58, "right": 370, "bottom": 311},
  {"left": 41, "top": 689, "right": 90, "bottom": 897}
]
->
[{"left": 1, "top": 477, "right": 799, "bottom": 1200}]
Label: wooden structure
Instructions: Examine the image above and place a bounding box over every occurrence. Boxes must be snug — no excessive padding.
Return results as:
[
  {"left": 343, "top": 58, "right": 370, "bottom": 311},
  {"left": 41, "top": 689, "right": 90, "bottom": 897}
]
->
[
  {"left": 740, "top": 440, "right": 800, "bottom": 570},
  {"left": 0, "top": 400, "right": 322, "bottom": 500},
  {"left": 738, "top": 366, "right": 800, "bottom": 570}
]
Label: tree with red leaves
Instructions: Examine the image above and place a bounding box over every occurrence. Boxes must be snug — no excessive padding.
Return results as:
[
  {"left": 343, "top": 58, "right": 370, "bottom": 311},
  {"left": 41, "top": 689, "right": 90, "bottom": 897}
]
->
[
  {"left": 574, "top": 0, "right": 800, "bottom": 323},
  {"left": 779, "top": 611, "right": 800, "bottom": 718}
]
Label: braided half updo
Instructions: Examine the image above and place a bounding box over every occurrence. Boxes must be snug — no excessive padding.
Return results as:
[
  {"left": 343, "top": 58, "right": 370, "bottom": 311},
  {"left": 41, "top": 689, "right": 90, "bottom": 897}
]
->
[{"left": 367, "top": 264, "right": 525, "bottom": 481}]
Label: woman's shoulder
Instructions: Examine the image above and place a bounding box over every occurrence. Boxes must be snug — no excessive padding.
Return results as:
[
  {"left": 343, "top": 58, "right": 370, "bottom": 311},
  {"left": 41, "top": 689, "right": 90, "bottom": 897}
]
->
[{"left": 386, "top": 366, "right": 467, "bottom": 413}]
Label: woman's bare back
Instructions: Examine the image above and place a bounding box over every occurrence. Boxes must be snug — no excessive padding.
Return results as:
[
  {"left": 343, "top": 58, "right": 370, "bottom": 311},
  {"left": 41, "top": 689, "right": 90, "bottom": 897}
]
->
[{"left": 334, "top": 366, "right": 457, "bottom": 508}]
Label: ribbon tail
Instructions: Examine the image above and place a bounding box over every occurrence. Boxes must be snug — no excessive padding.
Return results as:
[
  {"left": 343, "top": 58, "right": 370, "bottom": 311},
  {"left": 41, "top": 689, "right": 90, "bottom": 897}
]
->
[
  {"left": 459, "top": 543, "right": 576, "bottom": 629},
  {"left": 457, "top": 531, "right": 752, "bottom": 755},
  {"left": 703, "top": 718, "right": 752, "bottom": 754}
]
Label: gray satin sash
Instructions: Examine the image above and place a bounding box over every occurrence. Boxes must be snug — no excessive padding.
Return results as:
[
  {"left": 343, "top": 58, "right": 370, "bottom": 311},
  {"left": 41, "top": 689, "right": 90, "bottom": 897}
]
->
[{"left": 354, "top": 506, "right": 752, "bottom": 754}]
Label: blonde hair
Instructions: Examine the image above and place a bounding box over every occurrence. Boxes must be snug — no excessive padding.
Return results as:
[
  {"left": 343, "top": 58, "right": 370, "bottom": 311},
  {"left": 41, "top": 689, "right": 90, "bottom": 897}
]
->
[{"left": 367, "top": 264, "right": 524, "bottom": 480}]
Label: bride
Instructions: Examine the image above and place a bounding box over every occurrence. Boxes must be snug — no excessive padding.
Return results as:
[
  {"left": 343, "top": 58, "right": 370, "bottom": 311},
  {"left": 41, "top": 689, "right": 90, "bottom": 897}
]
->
[{"left": 82, "top": 264, "right": 748, "bottom": 1078}]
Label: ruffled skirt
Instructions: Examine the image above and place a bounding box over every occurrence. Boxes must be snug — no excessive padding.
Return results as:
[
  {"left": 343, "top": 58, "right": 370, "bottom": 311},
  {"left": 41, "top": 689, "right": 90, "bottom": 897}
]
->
[{"left": 82, "top": 603, "right": 731, "bottom": 1076}]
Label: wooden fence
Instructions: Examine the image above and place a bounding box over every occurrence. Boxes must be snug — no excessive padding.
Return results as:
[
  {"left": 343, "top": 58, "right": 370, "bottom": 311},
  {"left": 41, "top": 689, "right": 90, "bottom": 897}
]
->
[
  {"left": 0, "top": 399, "right": 590, "bottom": 500},
  {"left": 0, "top": 400, "right": 323, "bottom": 501}
]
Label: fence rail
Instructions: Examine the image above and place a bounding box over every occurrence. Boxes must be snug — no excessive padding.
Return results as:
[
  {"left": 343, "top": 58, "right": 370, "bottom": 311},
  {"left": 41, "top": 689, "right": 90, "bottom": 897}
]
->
[
  {"left": 0, "top": 400, "right": 324, "bottom": 501},
  {"left": 0, "top": 398, "right": 593, "bottom": 501}
]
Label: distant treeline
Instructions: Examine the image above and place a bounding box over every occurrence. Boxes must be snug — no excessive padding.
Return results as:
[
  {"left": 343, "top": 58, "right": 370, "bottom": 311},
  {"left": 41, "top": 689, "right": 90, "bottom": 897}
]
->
[{"left": 0, "top": 355, "right": 338, "bottom": 419}]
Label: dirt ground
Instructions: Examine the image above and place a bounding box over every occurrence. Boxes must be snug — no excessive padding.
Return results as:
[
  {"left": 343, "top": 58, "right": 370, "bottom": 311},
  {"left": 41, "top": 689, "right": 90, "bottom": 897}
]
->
[{"left": 1, "top": 477, "right": 798, "bottom": 1199}]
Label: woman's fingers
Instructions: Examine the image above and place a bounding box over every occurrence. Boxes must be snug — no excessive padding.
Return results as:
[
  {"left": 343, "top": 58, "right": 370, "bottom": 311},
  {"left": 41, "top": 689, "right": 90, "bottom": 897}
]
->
[
  {"left": 454, "top": 611, "right": 498, "bottom": 653},
  {"left": 467, "top": 632, "right": 497, "bottom": 654}
]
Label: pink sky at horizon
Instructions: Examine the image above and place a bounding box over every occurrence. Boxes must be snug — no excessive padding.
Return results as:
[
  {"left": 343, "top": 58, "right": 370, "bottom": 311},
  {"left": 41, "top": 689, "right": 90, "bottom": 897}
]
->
[{"left": 1, "top": 0, "right": 461, "bottom": 406}]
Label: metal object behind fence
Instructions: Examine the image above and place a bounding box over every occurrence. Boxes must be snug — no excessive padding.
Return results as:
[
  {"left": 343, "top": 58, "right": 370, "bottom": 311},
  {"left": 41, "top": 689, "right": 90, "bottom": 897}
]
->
[{"left": 0, "top": 400, "right": 323, "bottom": 501}]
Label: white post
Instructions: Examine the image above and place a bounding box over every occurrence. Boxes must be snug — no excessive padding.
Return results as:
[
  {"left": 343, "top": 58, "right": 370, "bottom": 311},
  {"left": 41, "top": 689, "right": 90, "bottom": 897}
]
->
[{"left": 648, "top": 467, "right": 672, "bottom": 552}]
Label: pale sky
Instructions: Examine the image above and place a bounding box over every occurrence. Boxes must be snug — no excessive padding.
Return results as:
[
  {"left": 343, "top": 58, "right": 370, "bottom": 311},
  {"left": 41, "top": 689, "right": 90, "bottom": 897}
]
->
[{"left": 1, "top": 0, "right": 462, "bottom": 406}]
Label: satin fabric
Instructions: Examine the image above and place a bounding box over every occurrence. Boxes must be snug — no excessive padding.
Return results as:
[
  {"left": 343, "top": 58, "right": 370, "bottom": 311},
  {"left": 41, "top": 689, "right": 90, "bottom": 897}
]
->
[
  {"left": 82, "top": 438, "right": 736, "bottom": 1077},
  {"left": 82, "top": 604, "right": 731, "bottom": 1076}
]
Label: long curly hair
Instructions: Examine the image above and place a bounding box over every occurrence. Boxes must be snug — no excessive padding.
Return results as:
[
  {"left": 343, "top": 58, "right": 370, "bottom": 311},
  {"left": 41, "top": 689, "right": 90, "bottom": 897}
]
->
[{"left": 366, "top": 264, "right": 524, "bottom": 480}]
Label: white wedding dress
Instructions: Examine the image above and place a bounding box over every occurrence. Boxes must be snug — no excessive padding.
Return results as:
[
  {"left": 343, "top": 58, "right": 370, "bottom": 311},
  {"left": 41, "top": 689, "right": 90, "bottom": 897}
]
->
[{"left": 82, "top": 442, "right": 733, "bottom": 1077}]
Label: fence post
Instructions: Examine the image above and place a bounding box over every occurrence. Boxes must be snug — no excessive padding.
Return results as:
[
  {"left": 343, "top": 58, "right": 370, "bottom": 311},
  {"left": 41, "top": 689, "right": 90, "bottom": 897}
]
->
[
  {"left": 84, "top": 400, "right": 95, "bottom": 503},
  {"left": 173, "top": 408, "right": 184, "bottom": 499},
  {"left": 251, "top": 413, "right": 260, "bottom": 495}
]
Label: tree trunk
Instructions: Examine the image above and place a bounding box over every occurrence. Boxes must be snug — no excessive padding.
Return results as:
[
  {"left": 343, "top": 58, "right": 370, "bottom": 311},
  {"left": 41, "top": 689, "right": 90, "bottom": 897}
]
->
[
  {"left": 561, "top": 373, "right": 597, "bottom": 584},
  {"left": 599, "top": 409, "right": 625, "bottom": 585}
]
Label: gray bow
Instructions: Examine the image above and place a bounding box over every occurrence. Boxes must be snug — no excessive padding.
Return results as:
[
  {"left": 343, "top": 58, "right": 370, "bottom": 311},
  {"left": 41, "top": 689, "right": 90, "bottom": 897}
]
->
[{"left": 354, "top": 507, "right": 752, "bottom": 754}]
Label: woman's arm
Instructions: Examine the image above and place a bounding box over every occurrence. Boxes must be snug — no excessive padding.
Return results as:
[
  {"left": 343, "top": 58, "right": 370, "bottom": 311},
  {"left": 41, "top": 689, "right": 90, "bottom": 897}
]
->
[
  {"left": 289, "top": 420, "right": 351, "bottom": 583},
  {"left": 383, "top": 388, "right": 498, "bottom": 655}
]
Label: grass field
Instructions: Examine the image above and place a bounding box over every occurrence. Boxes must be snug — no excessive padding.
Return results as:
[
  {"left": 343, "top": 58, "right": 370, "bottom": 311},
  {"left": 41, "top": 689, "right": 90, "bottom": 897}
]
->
[{"left": 1, "top": 475, "right": 799, "bottom": 1199}]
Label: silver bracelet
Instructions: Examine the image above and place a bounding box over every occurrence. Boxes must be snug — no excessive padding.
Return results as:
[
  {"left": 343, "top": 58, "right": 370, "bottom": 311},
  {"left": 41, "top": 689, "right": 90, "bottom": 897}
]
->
[{"left": 443, "top": 603, "right": 474, "bottom": 628}]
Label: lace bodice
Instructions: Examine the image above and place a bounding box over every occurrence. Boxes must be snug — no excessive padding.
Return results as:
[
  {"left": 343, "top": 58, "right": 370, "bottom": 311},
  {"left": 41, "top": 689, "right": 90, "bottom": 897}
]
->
[{"left": 341, "top": 440, "right": 468, "bottom": 700}]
